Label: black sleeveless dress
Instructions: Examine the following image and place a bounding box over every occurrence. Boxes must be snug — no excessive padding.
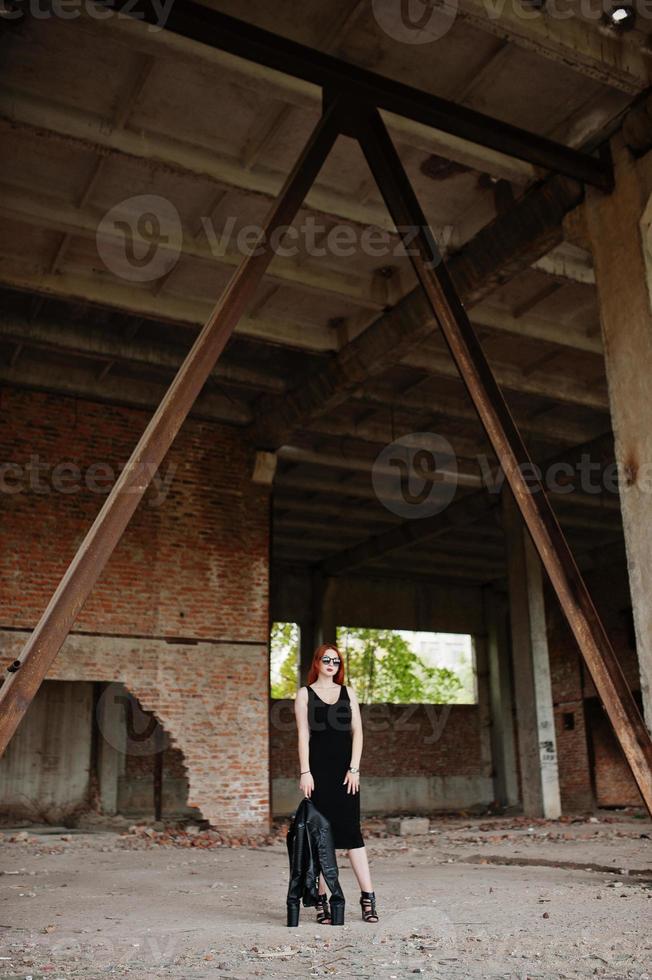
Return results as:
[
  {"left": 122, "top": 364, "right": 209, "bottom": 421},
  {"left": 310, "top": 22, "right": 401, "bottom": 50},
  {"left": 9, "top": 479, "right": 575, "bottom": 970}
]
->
[{"left": 306, "top": 683, "right": 364, "bottom": 850}]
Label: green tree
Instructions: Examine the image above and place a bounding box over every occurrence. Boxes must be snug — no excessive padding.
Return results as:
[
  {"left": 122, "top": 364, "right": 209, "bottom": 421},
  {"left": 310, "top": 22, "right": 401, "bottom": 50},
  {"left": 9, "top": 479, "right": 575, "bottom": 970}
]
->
[
  {"left": 270, "top": 622, "right": 300, "bottom": 699},
  {"left": 269, "top": 623, "right": 467, "bottom": 704},
  {"left": 336, "top": 626, "right": 465, "bottom": 704}
]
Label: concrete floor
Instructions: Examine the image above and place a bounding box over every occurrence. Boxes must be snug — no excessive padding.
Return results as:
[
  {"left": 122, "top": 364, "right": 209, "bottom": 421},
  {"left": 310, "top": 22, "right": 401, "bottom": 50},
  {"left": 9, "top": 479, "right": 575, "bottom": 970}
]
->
[{"left": 0, "top": 811, "right": 650, "bottom": 979}]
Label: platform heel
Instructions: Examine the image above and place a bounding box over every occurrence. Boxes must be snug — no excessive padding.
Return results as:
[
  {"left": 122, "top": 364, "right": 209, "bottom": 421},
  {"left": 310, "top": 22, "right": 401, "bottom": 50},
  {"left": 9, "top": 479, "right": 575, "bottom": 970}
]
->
[
  {"left": 286, "top": 900, "right": 300, "bottom": 927},
  {"left": 329, "top": 897, "right": 345, "bottom": 925}
]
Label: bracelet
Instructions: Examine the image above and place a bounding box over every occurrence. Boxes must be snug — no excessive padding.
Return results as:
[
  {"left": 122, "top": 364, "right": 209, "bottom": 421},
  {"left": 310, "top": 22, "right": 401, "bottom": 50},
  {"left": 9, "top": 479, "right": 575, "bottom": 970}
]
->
[{"left": 300, "top": 770, "right": 311, "bottom": 774}]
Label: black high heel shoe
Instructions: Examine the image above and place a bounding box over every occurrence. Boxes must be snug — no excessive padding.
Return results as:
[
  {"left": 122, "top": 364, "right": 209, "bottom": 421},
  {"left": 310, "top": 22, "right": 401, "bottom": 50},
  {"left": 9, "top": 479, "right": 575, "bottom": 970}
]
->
[
  {"left": 316, "top": 893, "right": 331, "bottom": 924},
  {"left": 360, "top": 889, "right": 379, "bottom": 922},
  {"left": 287, "top": 893, "right": 344, "bottom": 927}
]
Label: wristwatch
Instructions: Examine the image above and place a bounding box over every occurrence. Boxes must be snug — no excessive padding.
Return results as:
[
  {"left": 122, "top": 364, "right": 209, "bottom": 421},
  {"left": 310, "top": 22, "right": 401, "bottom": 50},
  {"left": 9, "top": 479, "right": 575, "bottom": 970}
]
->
[{"left": 348, "top": 766, "right": 359, "bottom": 774}]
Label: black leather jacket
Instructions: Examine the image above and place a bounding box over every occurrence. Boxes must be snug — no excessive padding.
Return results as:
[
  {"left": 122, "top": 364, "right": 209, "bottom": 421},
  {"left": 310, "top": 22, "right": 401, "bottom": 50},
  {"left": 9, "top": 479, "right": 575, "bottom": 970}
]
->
[{"left": 286, "top": 797, "right": 345, "bottom": 910}]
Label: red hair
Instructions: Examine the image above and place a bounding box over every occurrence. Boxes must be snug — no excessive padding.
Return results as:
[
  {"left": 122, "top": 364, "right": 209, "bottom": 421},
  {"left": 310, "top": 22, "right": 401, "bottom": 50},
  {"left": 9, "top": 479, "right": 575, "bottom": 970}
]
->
[{"left": 306, "top": 642, "right": 345, "bottom": 685}]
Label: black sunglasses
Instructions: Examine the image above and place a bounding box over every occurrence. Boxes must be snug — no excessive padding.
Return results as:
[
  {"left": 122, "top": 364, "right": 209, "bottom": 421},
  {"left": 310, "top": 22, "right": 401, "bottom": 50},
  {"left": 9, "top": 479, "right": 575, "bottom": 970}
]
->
[{"left": 321, "top": 656, "right": 341, "bottom": 666}]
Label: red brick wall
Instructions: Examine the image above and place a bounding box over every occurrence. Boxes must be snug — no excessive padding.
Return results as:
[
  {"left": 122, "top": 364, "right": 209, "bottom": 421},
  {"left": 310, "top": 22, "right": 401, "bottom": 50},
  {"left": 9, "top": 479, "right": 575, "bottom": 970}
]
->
[
  {"left": 545, "top": 567, "right": 643, "bottom": 810},
  {"left": 0, "top": 387, "right": 271, "bottom": 835},
  {"left": 545, "top": 594, "right": 594, "bottom": 812},
  {"left": 271, "top": 700, "right": 488, "bottom": 781},
  {"left": 587, "top": 697, "right": 643, "bottom": 806}
]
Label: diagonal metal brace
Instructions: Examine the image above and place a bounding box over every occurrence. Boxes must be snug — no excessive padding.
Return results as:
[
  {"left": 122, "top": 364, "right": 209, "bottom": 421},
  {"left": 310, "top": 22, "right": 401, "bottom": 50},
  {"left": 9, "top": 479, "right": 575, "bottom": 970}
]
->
[
  {"left": 1, "top": 89, "right": 649, "bottom": 825},
  {"left": 0, "top": 97, "right": 345, "bottom": 754},
  {"left": 354, "top": 103, "right": 652, "bottom": 815}
]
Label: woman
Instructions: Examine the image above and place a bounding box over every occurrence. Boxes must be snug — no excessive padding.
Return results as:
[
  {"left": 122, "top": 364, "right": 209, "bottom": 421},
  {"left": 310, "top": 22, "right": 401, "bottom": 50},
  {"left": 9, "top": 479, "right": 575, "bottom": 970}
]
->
[{"left": 294, "top": 642, "right": 379, "bottom": 924}]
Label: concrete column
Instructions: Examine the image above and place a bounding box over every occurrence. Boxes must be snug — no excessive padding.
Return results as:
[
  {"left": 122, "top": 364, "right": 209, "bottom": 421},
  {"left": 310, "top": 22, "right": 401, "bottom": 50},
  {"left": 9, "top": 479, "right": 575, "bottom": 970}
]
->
[
  {"left": 472, "top": 629, "right": 500, "bottom": 802},
  {"left": 320, "top": 577, "right": 338, "bottom": 648},
  {"left": 299, "top": 618, "right": 317, "bottom": 685},
  {"left": 483, "top": 586, "right": 519, "bottom": 808},
  {"left": 299, "top": 572, "right": 337, "bottom": 683},
  {"left": 299, "top": 569, "right": 321, "bottom": 683},
  {"left": 584, "top": 132, "right": 652, "bottom": 735},
  {"left": 503, "top": 489, "right": 562, "bottom": 817},
  {"left": 96, "top": 681, "right": 127, "bottom": 816}
]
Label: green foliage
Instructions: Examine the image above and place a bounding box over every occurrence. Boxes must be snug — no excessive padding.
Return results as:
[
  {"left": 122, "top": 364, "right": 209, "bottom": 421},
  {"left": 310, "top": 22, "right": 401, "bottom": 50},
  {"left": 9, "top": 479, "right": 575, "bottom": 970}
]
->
[
  {"left": 336, "top": 626, "right": 466, "bottom": 705},
  {"left": 270, "top": 622, "right": 300, "bottom": 699},
  {"left": 269, "top": 622, "right": 469, "bottom": 704}
]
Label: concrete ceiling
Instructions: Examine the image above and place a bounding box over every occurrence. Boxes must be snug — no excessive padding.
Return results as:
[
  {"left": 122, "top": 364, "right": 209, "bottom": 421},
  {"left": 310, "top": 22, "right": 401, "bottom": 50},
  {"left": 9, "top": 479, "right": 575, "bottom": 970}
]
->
[{"left": 0, "top": 0, "right": 639, "bottom": 586}]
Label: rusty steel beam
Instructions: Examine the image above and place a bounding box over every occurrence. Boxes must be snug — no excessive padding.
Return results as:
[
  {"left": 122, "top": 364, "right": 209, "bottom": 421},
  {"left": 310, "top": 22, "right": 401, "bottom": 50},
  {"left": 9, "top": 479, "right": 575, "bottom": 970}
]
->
[
  {"left": 355, "top": 105, "right": 652, "bottom": 816},
  {"left": 0, "top": 100, "right": 342, "bottom": 756}
]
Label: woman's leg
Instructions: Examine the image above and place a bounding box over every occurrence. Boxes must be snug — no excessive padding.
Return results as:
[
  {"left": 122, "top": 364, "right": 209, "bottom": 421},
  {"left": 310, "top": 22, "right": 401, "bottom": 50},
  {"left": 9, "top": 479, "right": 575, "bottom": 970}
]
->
[
  {"left": 347, "top": 845, "right": 373, "bottom": 891},
  {"left": 348, "top": 846, "right": 378, "bottom": 921}
]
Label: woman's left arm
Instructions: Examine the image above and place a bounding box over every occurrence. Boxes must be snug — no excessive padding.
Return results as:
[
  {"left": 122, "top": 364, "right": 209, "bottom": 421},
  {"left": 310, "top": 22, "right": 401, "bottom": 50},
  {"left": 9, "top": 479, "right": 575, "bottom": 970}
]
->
[{"left": 344, "top": 686, "right": 363, "bottom": 794}]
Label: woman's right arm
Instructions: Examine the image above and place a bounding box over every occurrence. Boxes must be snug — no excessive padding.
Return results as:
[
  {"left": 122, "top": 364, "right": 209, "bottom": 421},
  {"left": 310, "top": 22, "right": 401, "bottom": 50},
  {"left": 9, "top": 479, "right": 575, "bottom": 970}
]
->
[{"left": 295, "top": 686, "right": 314, "bottom": 798}]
